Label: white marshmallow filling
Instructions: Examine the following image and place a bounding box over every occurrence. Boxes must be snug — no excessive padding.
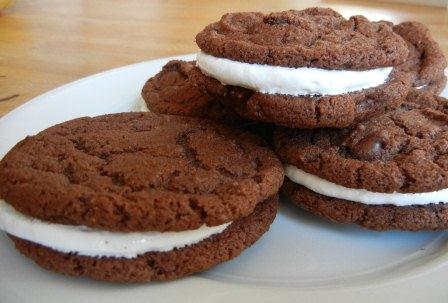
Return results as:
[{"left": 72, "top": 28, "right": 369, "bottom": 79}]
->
[
  {"left": 0, "top": 200, "right": 231, "bottom": 259},
  {"left": 285, "top": 165, "right": 448, "bottom": 206},
  {"left": 196, "top": 52, "right": 393, "bottom": 97}
]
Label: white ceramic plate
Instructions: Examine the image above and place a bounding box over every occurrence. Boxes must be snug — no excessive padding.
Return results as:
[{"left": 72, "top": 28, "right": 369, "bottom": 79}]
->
[{"left": 1, "top": 55, "right": 448, "bottom": 303}]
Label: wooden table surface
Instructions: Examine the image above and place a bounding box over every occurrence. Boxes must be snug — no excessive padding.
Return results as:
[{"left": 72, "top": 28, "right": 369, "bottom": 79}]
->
[{"left": 1, "top": 0, "right": 447, "bottom": 117}]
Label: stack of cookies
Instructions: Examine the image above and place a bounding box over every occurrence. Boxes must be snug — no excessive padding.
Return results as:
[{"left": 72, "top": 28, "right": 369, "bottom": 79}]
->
[
  {"left": 141, "top": 7, "right": 448, "bottom": 232},
  {"left": 0, "top": 7, "right": 447, "bottom": 283}
]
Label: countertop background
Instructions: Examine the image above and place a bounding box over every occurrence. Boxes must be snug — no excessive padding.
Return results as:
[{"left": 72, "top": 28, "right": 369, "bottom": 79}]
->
[{"left": 0, "top": 0, "right": 447, "bottom": 117}]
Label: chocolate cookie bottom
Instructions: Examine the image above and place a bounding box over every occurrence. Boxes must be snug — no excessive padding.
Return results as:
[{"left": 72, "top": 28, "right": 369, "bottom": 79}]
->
[
  {"left": 10, "top": 195, "right": 278, "bottom": 283},
  {"left": 282, "top": 179, "right": 448, "bottom": 231}
]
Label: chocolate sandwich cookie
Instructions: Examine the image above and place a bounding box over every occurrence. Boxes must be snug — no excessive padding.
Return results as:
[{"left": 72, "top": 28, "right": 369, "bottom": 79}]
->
[
  {"left": 194, "top": 8, "right": 412, "bottom": 129},
  {"left": 141, "top": 60, "right": 275, "bottom": 144},
  {"left": 394, "top": 22, "right": 447, "bottom": 94},
  {"left": 275, "top": 93, "right": 448, "bottom": 231},
  {"left": 0, "top": 112, "right": 283, "bottom": 282}
]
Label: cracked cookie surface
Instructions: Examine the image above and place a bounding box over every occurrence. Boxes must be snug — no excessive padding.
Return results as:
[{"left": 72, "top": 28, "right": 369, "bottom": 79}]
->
[
  {"left": 196, "top": 7, "right": 408, "bottom": 69},
  {"left": 275, "top": 93, "right": 448, "bottom": 193},
  {"left": 0, "top": 112, "right": 284, "bottom": 232}
]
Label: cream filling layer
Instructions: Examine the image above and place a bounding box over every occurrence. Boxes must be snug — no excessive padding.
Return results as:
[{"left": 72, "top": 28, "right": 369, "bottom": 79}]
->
[
  {"left": 196, "top": 52, "right": 393, "bottom": 96},
  {"left": 285, "top": 165, "right": 448, "bottom": 206},
  {"left": 0, "top": 200, "right": 231, "bottom": 258}
]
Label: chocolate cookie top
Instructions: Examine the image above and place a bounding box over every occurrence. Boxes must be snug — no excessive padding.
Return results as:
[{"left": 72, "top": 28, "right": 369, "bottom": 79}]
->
[
  {"left": 196, "top": 8, "right": 409, "bottom": 69},
  {"left": 141, "top": 60, "right": 230, "bottom": 121},
  {"left": 394, "top": 21, "right": 447, "bottom": 90},
  {"left": 275, "top": 93, "right": 448, "bottom": 193},
  {"left": 0, "top": 113, "right": 284, "bottom": 232}
]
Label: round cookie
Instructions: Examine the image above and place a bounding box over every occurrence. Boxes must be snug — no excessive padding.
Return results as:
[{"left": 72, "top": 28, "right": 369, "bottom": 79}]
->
[
  {"left": 394, "top": 21, "right": 447, "bottom": 94},
  {"left": 194, "top": 8, "right": 413, "bottom": 129},
  {"left": 196, "top": 8, "right": 408, "bottom": 69},
  {"left": 275, "top": 93, "right": 448, "bottom": 231},
  {"left": 10, "top": 195, "right": 278, "bottom": 282},
  {"left": 0, "top": 112, "right": 284, "bottom": 281}
]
